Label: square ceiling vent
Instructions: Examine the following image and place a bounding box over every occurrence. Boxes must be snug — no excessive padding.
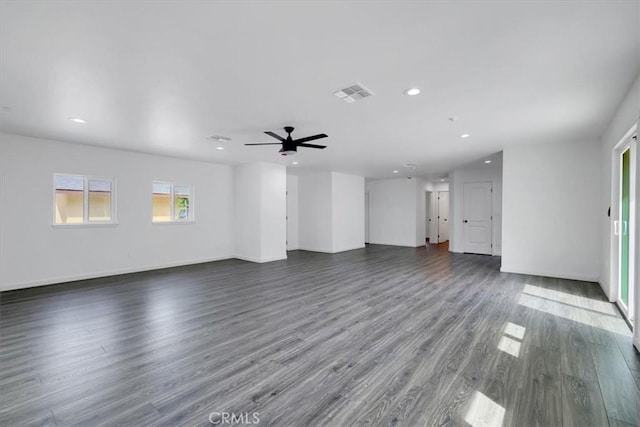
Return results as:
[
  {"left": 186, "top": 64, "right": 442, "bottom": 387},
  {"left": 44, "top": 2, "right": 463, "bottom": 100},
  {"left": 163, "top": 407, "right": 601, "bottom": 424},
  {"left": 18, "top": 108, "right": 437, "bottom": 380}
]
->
[{"left": 333, "top": 83, "right": 375, "bottom": 103}]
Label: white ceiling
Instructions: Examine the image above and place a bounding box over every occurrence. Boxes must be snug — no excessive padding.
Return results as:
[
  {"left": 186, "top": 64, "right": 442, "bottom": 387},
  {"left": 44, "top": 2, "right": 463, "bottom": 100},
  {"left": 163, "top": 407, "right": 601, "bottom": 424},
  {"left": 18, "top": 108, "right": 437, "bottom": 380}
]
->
[{"left": 1, "top": 1, "right": 638, "bottom": 179}]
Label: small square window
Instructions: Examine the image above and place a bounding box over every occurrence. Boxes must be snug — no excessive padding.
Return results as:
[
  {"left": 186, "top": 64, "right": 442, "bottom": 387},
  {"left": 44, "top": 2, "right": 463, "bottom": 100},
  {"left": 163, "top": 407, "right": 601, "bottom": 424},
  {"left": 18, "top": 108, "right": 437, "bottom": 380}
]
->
[
  {"left": 152, "top": 182, "right": 194, "bottom": 223},
  {"left": 54, "top": 174, "right": 115, "bottom": 225}
]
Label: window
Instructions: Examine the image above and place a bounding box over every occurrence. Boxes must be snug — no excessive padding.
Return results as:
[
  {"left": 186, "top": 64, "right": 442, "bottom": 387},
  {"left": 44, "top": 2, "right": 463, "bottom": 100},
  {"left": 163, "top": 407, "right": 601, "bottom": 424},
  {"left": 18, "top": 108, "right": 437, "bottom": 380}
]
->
[
  {"left": 54, "top": 174, "right": 115, "bottom": 225},
  {"left": 152, "top": 182, "right": 193, "bottom": 222}
]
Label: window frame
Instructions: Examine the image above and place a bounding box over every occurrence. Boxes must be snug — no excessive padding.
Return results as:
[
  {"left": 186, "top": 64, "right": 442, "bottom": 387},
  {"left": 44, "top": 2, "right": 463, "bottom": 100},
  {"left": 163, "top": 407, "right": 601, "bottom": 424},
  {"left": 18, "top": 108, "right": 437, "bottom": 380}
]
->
[
  {"left": 52, "top": 173, "right": 117, "bottom": 227},
  {"left": 151, "top": 181, "right": 195, "bottom": 224}
]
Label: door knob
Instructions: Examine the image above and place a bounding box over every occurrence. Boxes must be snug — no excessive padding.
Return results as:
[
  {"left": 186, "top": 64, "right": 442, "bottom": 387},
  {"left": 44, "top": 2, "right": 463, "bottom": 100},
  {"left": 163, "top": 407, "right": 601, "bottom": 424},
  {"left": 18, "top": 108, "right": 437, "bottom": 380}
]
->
[{"left": 464, "top": 220, "right": 468, "bottom": 223}]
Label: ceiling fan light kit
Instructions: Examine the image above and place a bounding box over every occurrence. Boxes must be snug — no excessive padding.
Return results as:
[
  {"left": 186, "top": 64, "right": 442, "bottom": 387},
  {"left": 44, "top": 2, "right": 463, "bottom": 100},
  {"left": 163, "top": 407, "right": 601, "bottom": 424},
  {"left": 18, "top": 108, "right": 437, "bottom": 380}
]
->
[{"left": 245, "top": 126, "right": 328, "bottom": 156}]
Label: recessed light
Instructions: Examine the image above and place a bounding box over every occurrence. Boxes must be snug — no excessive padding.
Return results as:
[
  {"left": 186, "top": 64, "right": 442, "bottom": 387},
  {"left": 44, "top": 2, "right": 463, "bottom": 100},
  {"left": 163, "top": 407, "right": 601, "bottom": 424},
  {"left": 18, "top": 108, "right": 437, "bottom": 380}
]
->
[
  {"left": 393, "top": 170, "right": 399, "bottom": 174},
  {"left": 460, "top": 134, "right": 470, "bottom": 138},
  {"left": 440, "top": 178, "right": 445, "bottom": 182},
  {"left": 292, "top": 161, "right": 299, "bottom": 165},
  {"left": 68, "top": 117, "right": 87, "bottom": 124},
  {"left": 484, "top": 160, "right": 492, "bottom": 164},
  {"left": 404, "top": 88, "right": 421, "bottom": 96},
  {"left": 216, "top": 146, "right": 224, "bottom": 150}
]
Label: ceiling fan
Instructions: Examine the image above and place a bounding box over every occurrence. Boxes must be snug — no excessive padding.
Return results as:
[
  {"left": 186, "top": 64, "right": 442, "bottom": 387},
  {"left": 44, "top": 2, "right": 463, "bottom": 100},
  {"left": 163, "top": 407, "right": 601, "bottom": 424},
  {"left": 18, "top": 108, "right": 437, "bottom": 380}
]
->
[{"left": 245, "top": 126, "right": 328, "bottom": 156}]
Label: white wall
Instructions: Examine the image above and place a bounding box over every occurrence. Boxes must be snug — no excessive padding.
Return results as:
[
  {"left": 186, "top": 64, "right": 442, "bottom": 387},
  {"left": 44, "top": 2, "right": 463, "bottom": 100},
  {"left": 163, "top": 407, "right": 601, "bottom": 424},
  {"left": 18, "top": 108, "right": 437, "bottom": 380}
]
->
[
  {"left": 0, "top": 133, "right": 235, "bottom": 290},
  {"left": 502, "top": 139, "right": 601, "bottom": 281},
  {"left": 366, "top": 178, "right": 425, "bottom": 247},
  {"left": 332, "top": 172, "right": 365, "bottom": 253},
  {"left": 449, "top": 161, "right": 502, "bottom": 255},
  {"left": 415, "top": 178, "right": 427, "bottom": 247},
  {"left": 234, "top": 162, "right": 287, "bottom": 263},
  {"left": 286, "top": 174, "right": 299, "bottom": 250},
  {"left": 599, "top": 73, "right": 640, "bottom": 351},
  {"left": 298, "top": 172, "right": 333, "bottom": 252},
  {"left": 298, "top": 171, "right": 365, "bottom": 253},
  {"left": 234, "top": 163, "right": 262, "bottom": 262},
  {"left": 259, "top": 163, "right": 287, "bottom": 261}
]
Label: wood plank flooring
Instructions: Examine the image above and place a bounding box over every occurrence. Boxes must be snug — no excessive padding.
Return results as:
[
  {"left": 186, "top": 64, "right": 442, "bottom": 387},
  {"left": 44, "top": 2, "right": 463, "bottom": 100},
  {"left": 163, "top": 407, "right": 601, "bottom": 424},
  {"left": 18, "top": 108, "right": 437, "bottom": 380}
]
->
[{"left": 1, "top": 244, "right": 639, "bottom": 426}]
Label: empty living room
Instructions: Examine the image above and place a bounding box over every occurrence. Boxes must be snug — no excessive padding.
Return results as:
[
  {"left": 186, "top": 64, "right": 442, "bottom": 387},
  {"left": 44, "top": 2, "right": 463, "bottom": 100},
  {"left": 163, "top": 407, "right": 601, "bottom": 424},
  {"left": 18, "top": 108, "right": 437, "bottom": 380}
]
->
[{"left": 1, "top": 1, "right": 639, "bottom": 426}]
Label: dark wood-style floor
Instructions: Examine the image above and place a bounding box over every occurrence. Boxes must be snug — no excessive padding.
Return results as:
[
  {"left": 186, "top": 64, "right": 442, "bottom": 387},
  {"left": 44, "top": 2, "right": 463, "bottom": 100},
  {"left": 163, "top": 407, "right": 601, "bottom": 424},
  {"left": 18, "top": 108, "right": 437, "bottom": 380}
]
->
[{"left": 1, "top": 244, "right": 639, "bottom": 427}]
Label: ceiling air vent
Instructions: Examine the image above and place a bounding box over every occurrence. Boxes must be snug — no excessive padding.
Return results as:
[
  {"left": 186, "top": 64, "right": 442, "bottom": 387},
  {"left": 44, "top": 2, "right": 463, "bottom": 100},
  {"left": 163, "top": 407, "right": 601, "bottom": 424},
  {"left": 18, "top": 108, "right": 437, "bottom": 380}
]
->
[
  {"left": 333, "top": 83, "right": 375, "bottom": 103},
  {"left": 208, "top": 135, "right": 231, "bottom": 143}
]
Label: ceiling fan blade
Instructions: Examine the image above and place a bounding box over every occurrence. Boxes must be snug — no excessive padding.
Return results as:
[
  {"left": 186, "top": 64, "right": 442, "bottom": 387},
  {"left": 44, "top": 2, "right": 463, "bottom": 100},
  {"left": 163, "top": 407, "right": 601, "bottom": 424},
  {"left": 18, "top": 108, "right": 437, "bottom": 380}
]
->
[
  {"left": 244, "top": 143, "right": 282, "bottom": 146},
  {"left": 293, "top": 133, "right": 328, "bottom": 144},
  {"left": 298, "top": 143, "right": 327, "bottom": 149},
  {"left": 264, "top": 131, "right": 285, "bottom": 142}
]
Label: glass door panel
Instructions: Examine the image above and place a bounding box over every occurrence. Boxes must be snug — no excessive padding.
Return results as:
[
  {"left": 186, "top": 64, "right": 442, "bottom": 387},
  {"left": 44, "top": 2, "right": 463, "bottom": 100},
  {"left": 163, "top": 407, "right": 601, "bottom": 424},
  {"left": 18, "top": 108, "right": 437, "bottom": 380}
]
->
[{"left": 620, "top": 148, "right": 630, "bottom": 308}]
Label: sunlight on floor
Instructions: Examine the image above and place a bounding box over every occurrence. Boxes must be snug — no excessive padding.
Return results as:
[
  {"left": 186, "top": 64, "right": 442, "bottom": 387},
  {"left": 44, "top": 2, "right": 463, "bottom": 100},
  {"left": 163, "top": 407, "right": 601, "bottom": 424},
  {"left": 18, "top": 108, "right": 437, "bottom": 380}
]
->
[
  {"left": 522, "top": 284, "right": 617, "bottom": 316},
  {"left": 497, "top": 335, "right": 521, "bottom": 358},
  {"left": 503, "top": 322, "right": 525, "bottom": 339},
  {"left": 464, "top": 391, "right": 505, "bottom": 427},
  {"left": 497, "top": 322, "right": 525, "bottom": 358},
  {"left": 518, "top": 292, "right": 631, "bottom": 337}
]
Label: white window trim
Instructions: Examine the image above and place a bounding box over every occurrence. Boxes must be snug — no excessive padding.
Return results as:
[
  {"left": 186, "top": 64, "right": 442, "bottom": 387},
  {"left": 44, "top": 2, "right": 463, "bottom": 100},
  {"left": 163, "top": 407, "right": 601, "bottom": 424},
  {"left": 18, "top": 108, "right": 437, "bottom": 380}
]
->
[
  {"left": 52, "top": 173, "right": 117, "bottom": 227},
  {"left": 151, "top": 181, "right": 195, "bottom": 224}
]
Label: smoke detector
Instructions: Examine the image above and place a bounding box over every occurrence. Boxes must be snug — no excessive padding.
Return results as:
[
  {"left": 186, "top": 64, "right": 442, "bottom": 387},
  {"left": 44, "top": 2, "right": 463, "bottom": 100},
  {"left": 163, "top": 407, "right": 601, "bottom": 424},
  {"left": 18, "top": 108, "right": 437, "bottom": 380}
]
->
[{"left": 333, "top": 83, "right": 375, "bottom": 103}]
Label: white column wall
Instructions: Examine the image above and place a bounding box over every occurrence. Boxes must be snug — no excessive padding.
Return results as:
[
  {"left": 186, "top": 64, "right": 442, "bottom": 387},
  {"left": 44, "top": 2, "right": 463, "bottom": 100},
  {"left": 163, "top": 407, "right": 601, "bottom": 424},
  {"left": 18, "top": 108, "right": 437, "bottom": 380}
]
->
[
  {"left": 286, "top": 174, "right": 299, "bottom": 250},
  {"left": 502, "top": 139, "right": 601, "bottom": 281},
  {"left": 298, "top": 171, "right": 365, "bottom": 253},
  {"left": 298, "top": 172, "right": 334, "bottom": 252},
  {"left": 234, "top": 162, "right": 287, "bottom": 263},
  {"left": 366, "top": 178, "right": 424, "bottom": 248},
  {"left": 259, "top": 162, "right": 287, "bottom": 261},
  {"left": 331, "top": 172, "right": 365, "bottom": 253},
  {"left": 234, "top": 163, "right": 263, "bottom": 262}
]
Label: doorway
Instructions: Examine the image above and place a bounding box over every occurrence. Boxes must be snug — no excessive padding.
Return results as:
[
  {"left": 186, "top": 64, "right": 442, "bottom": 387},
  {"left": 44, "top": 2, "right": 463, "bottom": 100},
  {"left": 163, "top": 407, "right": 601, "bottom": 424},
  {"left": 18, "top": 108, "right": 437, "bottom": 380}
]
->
[
  {"left": 437, "top": 191, "right": 449, "bottom": 243},
  {"left": 425, "top": 191, "right": 432, "bottom": 242},
  {"left": 463, "top": 182, "right": 493, "bottom": 255},
  {"left": 612, "top": 131, "right": 637, "bottom": 323}
]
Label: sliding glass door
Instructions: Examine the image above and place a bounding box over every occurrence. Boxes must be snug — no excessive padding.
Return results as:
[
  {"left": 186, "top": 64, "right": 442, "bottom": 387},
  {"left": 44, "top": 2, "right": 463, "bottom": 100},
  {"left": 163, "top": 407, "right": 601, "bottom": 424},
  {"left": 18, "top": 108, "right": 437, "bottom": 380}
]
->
[
  {"left": 614, "top": 131, "right": 636, "bottom": 323},
  {"left": 620, "top": 147, "right": 630, "bottom": 310}
]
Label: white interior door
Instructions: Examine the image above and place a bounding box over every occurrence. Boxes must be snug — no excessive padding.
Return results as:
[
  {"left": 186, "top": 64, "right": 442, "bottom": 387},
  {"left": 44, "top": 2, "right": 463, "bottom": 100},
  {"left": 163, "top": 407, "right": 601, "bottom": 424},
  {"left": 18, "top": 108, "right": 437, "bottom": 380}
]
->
[
  {"left": 437, "top": 191, "right": 449, "bottom": 243},
  {"left": 429, "top": 192, "right": 438, "bottom": 243},
  {"left": 463, "top": 182, "right": 492, "bottom": 254}
]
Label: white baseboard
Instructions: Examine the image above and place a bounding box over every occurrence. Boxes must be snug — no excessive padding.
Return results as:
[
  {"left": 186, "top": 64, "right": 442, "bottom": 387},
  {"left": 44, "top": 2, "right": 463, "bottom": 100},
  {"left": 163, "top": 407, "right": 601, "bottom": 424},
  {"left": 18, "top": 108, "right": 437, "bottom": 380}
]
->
[
  {"left": 297, "top": 246, "right": 336, "bottom": 253},
  {"left": 499, "top": 266, "right": 599, "bottom": 283},
  {"left": 597, "top": 279, "right": 614, "bottom": 302},
  {"left": 233, "top": 254, "right": 287, "bottom": 263},
  {"left": 332, "top": 245, "right": 366, "bottom": 253},
  {"left": 368, "top": 242, "right": 424, "bottom": 248},
  {"left": 1, "top": 255, "right": 234, "bottom": 291},
  {"left": 296, "top": 244, "right": 366, "bottom": 254}
]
